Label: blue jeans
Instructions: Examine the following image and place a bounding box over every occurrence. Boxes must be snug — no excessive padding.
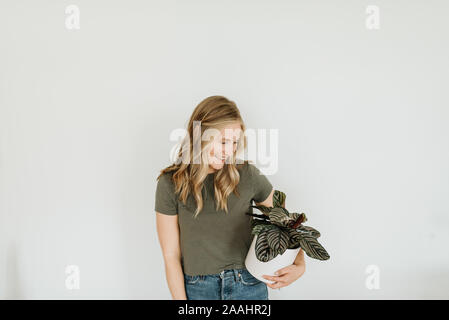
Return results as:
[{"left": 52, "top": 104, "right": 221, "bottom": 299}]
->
[{"left": 184, "top": 268, "right": 269, "bottom": 300}]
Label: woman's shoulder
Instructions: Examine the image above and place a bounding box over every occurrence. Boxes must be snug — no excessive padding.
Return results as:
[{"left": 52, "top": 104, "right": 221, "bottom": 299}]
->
[
  {"left": 156, "top": 170, "right": 176, "bottom": 191},
  {"left": 236, "top": 159, "right": 257, "bottom": 170},
  {"left": 236, "top": 159, "right": 257, "bottom": 177},
  {"left": 157, "top": 161, "right": 254, "bottom": 183}
]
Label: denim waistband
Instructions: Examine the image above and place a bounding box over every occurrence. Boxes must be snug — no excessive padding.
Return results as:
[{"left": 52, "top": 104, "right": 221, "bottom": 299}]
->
[
  {"left": 216, "top": 268, "right": 246, "bottom": 281},
  {"left": 186, "top": 268, "right": 247, "bottom": 282}
]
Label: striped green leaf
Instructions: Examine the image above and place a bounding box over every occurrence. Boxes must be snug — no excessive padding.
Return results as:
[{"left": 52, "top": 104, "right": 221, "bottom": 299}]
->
[
  {"left": 268, "top": 207, "right": 295, "bottom": 228},
  {"left": 286, "top": 228, "right": 303, "bottom": 249},
  {"left": 251, "top": 220, "right": 275, "bottom": 236},
  {"left": 266, "top": 227, "right": 290, "bottom": 255},
  {"left": 296, "top": 225, "right": 320, "bottom": 238},
  {"left": 273, "top": 190, "right": 286, "bottom": 208},
  {"left": 255, "top": 231, "right": 278, "bottom": 262},
  {"left": 299, "top": 235, "right": 330, "bottom": 260}
]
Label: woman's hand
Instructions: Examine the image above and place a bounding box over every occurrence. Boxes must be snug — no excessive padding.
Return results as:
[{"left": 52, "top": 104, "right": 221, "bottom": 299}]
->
[{"left": 262, "top": 248, "right": 306, "bottom": 289}]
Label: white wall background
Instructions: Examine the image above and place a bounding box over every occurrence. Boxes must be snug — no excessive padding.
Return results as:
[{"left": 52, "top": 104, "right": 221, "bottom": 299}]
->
[{"left": 1, "top": 0, "right": 448, "bottom": 299}]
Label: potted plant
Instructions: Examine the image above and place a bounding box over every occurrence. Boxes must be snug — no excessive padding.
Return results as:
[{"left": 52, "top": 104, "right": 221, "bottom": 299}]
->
[{"left": 244, "top": 190, "right": 330, "bottom": 284}]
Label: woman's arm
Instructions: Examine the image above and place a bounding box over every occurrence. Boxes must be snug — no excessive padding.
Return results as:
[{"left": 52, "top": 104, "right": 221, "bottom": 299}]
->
[
  {"left": 155, "top": 212, "right": 187, "bottom": 300},
  {"left": 254, "top": 188, "right": 274, "bottom": 207}
]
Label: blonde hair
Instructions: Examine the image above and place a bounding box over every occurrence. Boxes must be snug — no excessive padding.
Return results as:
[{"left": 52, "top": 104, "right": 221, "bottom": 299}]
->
[{"left": 157, "top": 95, "right": 248, "bottom": 218}]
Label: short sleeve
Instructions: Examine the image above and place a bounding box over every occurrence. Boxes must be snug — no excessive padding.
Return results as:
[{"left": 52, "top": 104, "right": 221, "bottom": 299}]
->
[
  {"left": 155, "top": 173, "right": 178, "bottom": 215},
  {"left": 249, "top": 163, "right": 274, "bottom": 203}
]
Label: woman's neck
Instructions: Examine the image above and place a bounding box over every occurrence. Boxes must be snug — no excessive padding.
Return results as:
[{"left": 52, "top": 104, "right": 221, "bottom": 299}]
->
[{"left": 207, "top": 167, "right": 217, "bottom": 174}]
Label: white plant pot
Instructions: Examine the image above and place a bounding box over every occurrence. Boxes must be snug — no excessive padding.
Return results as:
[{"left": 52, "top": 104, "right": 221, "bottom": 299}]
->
[{"left": 245, "top": 235, "right": 301, "bottom": 284}]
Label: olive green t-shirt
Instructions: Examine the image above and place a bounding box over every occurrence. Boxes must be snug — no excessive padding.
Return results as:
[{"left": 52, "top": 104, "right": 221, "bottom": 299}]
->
[{"left": 154, "top": 161, "right": 273, "bottom": 276}]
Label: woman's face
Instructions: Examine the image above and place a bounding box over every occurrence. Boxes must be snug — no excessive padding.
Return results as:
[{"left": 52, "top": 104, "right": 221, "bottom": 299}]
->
[{"left": 207, "top": 122, "right": 242, "bottom": 171}]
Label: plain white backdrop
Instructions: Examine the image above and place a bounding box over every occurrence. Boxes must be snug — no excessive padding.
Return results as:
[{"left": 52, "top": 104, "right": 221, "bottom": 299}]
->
[{"left": 1, "top": 0, "right": 448, "bottom": 299}]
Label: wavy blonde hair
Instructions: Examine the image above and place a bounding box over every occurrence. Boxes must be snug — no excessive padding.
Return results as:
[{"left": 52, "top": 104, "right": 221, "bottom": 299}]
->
[{"left": 157, "top": 95, "right": 248, "bottom": 218}]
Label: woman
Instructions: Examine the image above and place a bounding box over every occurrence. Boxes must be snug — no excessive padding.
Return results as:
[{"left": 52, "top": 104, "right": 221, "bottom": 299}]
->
[{"left": 155, "top": 96, "right": 305, "bottom": 300}]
